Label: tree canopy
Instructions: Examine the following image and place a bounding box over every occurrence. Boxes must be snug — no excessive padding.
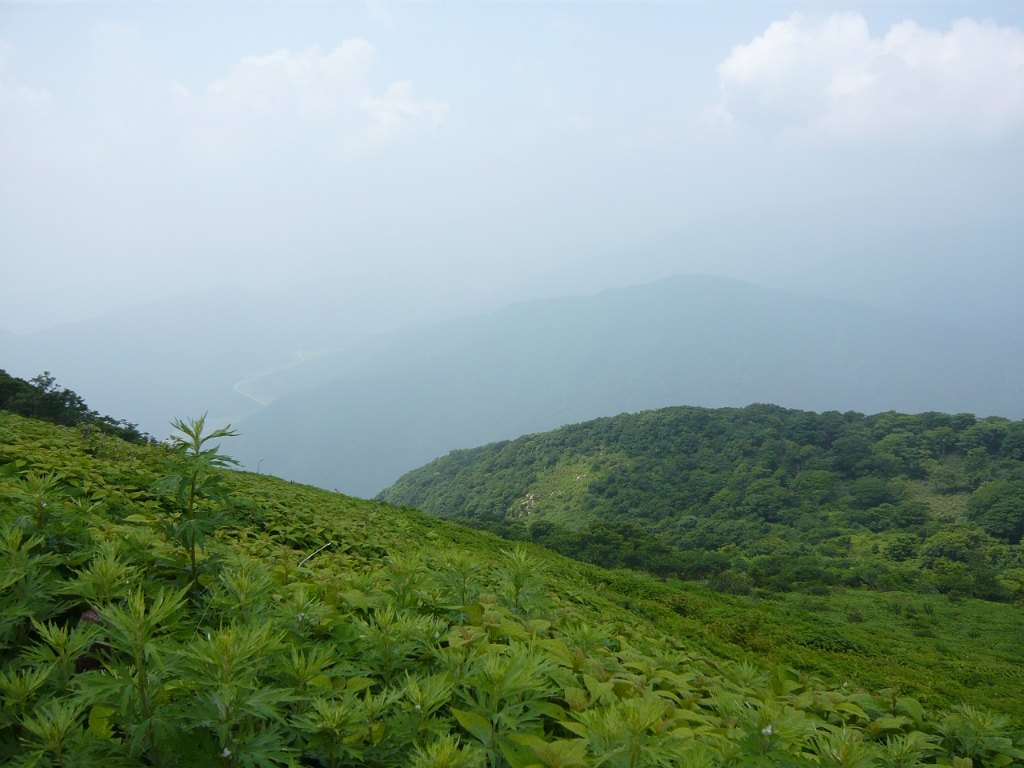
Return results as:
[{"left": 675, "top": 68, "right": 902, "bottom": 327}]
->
[
  {"left": 0, "top": 369, "right": 150, "bottom": 443},
  {"left": 380, "top": 405, "right": 1024, "bottom": 601}
]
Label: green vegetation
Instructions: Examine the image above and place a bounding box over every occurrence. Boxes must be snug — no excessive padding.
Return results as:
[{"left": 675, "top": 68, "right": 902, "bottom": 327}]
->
[
  {"left": 0, "top": 369, "right": 150, "bottom": 444},
  {"left": 380, "top": 405, "right": 1024, "bottom": 602},
  {"left": 3, "top": 411, "right": 1023, "bottom": 764},
  {"left": 588, "top": 571, "right": 1024, "bottom": 725}
]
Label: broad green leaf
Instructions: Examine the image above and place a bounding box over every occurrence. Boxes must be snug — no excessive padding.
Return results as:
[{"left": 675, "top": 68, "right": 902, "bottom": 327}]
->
[
  {"left": 895, "top": 697, "right": 925, "bottom": 723},
  {"left": 452, "top": 708, "right": 495, "bottom": 746},
  {"left": 346, "top": 677, "right": 376, "bottom": 692},
  {"left": 88, "top": 706, "right": 116, "bottom": 739},
  {"left": 500, "top": 735, "right": 545, "bottom": 768}
]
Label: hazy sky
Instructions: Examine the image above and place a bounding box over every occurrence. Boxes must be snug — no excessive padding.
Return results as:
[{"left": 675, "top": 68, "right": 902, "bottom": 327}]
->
[{"left": 2, "top": 1, "right": 1024, "bottom": 334}]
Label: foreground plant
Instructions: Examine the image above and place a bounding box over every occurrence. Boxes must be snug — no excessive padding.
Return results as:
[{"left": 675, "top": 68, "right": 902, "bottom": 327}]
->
[{"left": 152, "top": 414, "right": 239, "bottom": 589}]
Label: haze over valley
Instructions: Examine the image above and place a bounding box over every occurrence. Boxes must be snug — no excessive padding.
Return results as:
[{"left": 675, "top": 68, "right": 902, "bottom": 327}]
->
[
  {"left": 2, "top": 205, "right": 1023, "bottom": 483},
  {"left": 4, "top": 3, "right": 1024, "bottom": 469},
  {"left": 228, "top": 274, "right": 1024, "bottom": 496}
]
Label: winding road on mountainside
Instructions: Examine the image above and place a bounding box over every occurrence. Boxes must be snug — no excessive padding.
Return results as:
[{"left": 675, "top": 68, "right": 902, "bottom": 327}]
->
[{"left": 233, "top": 349, "right": 306, "bottom": 407}]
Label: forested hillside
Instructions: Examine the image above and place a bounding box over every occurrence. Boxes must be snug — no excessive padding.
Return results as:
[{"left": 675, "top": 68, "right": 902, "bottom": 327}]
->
[
  {"left": 3, "top": 410, "right": 1024, "bottom": 763},
  {"left": 380, "top": 405, "right": 1024, "bottom": 602},
  {"left": 0, "top": 368, "right": 150, "bottom": 443}
]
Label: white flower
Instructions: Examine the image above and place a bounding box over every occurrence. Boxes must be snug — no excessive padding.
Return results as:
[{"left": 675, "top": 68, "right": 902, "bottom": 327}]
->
[
  {"left": 762, "top": 725, "right": 773, "bottom": 736},
  {"left": 222, "top": 747, "right": 232, "bottom": 757}
]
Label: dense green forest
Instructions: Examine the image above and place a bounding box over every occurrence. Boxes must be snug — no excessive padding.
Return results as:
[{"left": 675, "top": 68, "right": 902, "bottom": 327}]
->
[
  {"left": 0, "top": 368, "right": 150, "bottom": 444},
  {"left": 3, "top": 409, "right": 1024, "bottom": 763},
  {"left": 380, "top": 405, "right": 1024, "bottom": 602}
]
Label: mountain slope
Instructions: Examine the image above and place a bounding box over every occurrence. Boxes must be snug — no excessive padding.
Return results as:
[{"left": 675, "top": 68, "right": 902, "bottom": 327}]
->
[
  {"left": 2, "top": 411, "right": 1024, "bottom": 765},
  {"left": 233, "top": 275, "right": 1024, "bottom": 496},
  {"left": 379, "top": 403, "right": 1024, "bottom": 602}
]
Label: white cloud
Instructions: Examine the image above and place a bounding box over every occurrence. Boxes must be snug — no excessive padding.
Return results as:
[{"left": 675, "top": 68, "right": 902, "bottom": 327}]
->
[
  {"left": 0, "top": 39, "right": 54, "bottom": 163},
  {"left": 186, "top": 41, "right": 448, "bottom": 155},
  {"left": 0, "top": 39, "right": 50, "bottom": 109},
  {"left": 361, "top": 80, "right": 448, "bottom": 136},
  {"left": 713, "top": 13, "right": 1024, "bottom": 140}
]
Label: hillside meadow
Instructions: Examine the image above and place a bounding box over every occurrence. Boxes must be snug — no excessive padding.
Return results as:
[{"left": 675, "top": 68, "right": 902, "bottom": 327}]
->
[{"left": 0, "top": 409, "right": 1022, "bottom": 766}]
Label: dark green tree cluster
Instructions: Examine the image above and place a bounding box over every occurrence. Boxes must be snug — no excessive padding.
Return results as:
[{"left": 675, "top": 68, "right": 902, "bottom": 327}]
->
[
  {"left": 0, "top": 369, "right": 150, "bottom": 444},
  {"left": 380, "top": 405, "right": 1024, "bottom": 601},
  {"left": 4, "top": 411, "right": 1024, "bottom": 766}
]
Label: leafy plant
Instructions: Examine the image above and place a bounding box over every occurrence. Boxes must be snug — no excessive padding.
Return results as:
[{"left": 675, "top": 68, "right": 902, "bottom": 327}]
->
[{"left": 152, "top": 414, "right": 239, "bottom": 589}]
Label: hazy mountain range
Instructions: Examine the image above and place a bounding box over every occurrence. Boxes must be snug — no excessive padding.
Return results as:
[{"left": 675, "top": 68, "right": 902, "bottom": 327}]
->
[
  {"left": 3, "top": 206, "right": 1024, "bottom": 498},
  {"left": 228, "top": 274, "right": 1024, "bottom": 497}
]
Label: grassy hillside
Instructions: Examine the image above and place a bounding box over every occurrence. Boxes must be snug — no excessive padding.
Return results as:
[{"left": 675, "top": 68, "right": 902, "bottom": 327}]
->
[
  {"left": 380, "top": 404, "right": 1024, "bottom": 603},
  {"left": 2, "top": 411, "right": 1023, "bottom": 765}
]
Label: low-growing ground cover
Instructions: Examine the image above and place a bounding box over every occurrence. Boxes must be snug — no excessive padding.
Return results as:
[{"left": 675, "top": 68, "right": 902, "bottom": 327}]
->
[
  {"left": 1, "top": 411, "right": 1022, "bottom": 766},
  {"left": 584, "top": 572, "right": 1024, "bottom": 724}
]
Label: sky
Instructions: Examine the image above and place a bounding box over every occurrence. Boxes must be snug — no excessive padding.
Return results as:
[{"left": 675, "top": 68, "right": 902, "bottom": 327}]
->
[{"left": 2, "top": 1, "right": 1024, "bottom": 334}]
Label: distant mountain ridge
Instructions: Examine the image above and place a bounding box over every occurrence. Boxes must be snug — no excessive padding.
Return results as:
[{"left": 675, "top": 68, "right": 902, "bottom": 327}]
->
[
  {"left": 230, "top": 274, "right": 1024, "bottom": 496},
  {"left": 0, "top": 286, "right": 426, "bottom": 437},
  {"left": 5, "top": 207, "right": 1022, "bottom": 443}
]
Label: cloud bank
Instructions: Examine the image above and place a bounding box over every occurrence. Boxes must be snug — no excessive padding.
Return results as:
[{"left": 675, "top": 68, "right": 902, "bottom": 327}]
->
[
  {"left": 714, "top": 13, "right": 1024, "bottom": 140},
  {"left": 0, "top": 40, "right": 48, "bottom": 109},
  {"left": 0, "top": 34, "right": 448, "bottom": 162},
  {"left": 187, "top": 41, "right": 449, "bottom": 155},
  {"left": 0, "top": 39, "right": 52, "bottom": 162},
  {"left": 3, "top": 4, "right": 1024, "bottom": 335}
]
